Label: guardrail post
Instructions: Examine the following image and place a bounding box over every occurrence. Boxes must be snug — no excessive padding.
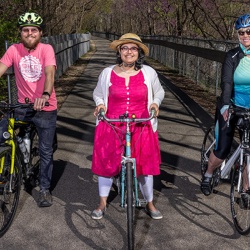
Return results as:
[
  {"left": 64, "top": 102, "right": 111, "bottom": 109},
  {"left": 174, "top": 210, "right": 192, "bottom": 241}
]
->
[
  {"left": 215, "top": 62, "right": 219, "bottom": 96},
  {"left": 5, "top": 41, "right": 11, "bottom": 104},
  {"left": 196, "top": 57, "right": 200, "bottom": 84}
]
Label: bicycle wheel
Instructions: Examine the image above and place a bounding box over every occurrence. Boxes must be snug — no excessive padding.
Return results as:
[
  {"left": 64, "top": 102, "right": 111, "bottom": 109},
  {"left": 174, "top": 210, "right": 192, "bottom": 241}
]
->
[
  {"left": 201, "top": 126, "right": 221, "bottom": 187},
  {"left": 230, "top": 158, "right": 250, "bottom": 235},
  {"left": 0, "top": 146, "right": 22, "bottom": 237},
  {"left": 126, "top": 162, "right": 135, "bottom": 250},
  {"left": 201, "top": 126, "right": 216, "bottom": 177},
  {"left": 28, "top": 128, "right": 40, "bottom": 187}
]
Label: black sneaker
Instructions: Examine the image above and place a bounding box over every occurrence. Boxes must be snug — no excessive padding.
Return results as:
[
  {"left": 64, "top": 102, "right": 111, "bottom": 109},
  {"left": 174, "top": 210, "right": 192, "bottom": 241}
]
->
[
  {"left": 241, "top": 191, "right": 250, "bottom": 209},
  {"left": 38, "top": 189, "right": 53, "bottom": 207},
  {"left": 200, "top": 176, "right": 213, "bottom": 196}
]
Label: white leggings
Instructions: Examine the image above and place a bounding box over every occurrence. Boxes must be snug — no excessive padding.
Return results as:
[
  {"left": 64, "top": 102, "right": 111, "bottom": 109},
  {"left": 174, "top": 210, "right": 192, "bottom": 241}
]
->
[{"left": 98, "top": 175, "right": 154, "bottom": 202}]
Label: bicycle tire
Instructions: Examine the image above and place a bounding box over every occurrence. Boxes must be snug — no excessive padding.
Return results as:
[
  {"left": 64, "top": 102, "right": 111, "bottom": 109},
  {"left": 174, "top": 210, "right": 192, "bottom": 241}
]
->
[
  {"left": 126, "top": 162, "right": 135, "bottom": 250},
  {"left": 201, "top": 126, "right": 216, "bottom": 177},
  {"left": 0, "top": 146, "right": 22, "bottom": 237},
  {"left": 200, "top": 126, "right": 221, "bottom": 188},
  {"left": 230, "top": 158, "right": 250, "bottom": 235}
]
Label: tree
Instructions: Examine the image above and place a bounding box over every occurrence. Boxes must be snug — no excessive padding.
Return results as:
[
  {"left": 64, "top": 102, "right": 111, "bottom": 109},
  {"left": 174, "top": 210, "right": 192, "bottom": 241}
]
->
[{"left": 1, "top": 0, "right": 250, "bottom": 42}]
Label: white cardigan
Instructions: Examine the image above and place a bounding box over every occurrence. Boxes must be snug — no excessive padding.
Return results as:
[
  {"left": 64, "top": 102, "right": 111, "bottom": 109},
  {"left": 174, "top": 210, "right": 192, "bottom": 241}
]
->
[{"left": 93, "top": 64, "right": 165, "bottom": 131}]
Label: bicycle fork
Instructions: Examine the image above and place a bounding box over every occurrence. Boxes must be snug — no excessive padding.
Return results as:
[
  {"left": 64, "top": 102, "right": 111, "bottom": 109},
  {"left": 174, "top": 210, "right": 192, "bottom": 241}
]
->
[
  {"left": 120, "top": 157, "right": 140, "bottom": 208},
  {"left": 0, "top": 118, "right": 16, "bottom": 193},
  {"left": 120, "top": 122, "right": 140, "bottom": 208},
  {"left": 237, "top": 149, "right": 250, "bottom": 193}
]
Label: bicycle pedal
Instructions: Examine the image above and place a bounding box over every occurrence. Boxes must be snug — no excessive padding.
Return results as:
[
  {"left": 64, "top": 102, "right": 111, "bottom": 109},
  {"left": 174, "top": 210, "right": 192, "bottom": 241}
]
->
[
  {"left": 137, "top": 199, "right": 147, "bottom": 206},
  {"left": 0, "top": 181, "right": 6, "bottom": 187}
]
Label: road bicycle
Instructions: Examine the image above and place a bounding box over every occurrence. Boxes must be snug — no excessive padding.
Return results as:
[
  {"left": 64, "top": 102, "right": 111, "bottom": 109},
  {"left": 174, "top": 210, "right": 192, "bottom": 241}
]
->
[
  {"left": 0, "top": 100, "right": 54, "bottom": 237},
  {"left": 98, "top": 108, "right": 155, "bottom": 250},
  {"left": 201, "top": 106, "right": 250, "bottom": 235}
]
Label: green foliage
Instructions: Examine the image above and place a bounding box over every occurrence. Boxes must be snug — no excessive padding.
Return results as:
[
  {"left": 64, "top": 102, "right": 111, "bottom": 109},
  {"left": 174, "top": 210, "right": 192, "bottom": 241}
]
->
[
  {"left": 0, "top": 18, "right": 18, "bottom": 101},
  {"left": 0, "top": 19, "right": 19, "bottom": 56},
  {"left": 0, "top": 77, "right": 8, "bottom": 102}
]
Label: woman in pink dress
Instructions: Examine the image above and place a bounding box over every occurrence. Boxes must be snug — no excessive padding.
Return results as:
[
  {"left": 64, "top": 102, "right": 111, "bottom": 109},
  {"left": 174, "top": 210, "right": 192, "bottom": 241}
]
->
[{"left": 92, "top": 33, "right": 165, "bottom": 220}]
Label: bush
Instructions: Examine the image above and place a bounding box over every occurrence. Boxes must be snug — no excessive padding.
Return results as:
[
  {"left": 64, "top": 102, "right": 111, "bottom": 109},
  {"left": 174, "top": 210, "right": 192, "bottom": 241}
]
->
[
  {"left": 0, "top": 19, "right": 19, "bottom": 101},
  {"left": 0, "top": 77, "right": 8, "bottom": 102}
]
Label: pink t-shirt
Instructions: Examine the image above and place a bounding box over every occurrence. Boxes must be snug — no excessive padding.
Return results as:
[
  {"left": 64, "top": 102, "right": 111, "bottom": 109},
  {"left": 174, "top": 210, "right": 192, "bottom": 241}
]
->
[{"left": 0, "top": 42, "right": 57, "bottom": 111}]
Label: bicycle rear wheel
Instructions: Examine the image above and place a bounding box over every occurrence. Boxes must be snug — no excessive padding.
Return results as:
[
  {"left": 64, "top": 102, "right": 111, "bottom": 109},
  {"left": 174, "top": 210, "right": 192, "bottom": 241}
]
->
[
  {"left": 0, "top": 146, "right": 22, "bottom": 237},
  {"left": 230, "top": 159, "right": 250, "bottom": 235},
  {"left": 126, "top": 162, "right": 135, "bottom": 250}
]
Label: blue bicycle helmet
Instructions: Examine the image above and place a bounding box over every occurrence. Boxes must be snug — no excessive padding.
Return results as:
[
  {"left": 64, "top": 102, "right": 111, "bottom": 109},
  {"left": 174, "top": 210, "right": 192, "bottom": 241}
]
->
[{"left": 235, "top": 14, "right": 250, "bottom": 30}]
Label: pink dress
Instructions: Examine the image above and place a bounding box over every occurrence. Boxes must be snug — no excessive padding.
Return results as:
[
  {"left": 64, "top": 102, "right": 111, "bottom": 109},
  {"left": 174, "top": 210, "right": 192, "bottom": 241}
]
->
[{"left": 92, "top": 70, "right": 161, "bottom": 177}]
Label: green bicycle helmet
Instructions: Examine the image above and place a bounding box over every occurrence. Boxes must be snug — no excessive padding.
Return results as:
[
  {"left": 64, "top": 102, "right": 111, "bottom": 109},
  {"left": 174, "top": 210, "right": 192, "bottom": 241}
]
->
[{"left": 17, "top": 12, "right": 44, "bottom": 29}]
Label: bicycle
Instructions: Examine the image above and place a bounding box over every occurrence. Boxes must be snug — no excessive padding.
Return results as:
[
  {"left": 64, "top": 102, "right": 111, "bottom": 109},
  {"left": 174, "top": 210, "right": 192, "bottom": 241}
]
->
[
  {"left": 201, "top": 105, "right": 250, "bottom": 235},
  {"left": 0, "top": 100, "right": 55, "bottom": 237},
  {"left": 98, "top": 108, "right": 155, "bottom": 250}
]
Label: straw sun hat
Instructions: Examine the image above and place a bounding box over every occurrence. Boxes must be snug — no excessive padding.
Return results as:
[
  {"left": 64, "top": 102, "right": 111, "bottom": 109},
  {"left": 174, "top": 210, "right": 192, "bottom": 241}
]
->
[{"left": 109, "top": 33, "right": 149, "bottom": 56}]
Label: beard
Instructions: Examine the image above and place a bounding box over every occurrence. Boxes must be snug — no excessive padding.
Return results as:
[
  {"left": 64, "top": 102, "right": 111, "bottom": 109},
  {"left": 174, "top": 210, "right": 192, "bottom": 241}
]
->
[{"left": 21, "top": 36, "right": 40, "bottom": 50}]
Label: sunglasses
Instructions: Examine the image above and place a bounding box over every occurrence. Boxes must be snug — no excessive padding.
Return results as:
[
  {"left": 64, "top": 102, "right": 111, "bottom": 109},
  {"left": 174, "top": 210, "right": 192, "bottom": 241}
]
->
[{"left": 238, "top": 30, "right": 250, "bottom": 36}]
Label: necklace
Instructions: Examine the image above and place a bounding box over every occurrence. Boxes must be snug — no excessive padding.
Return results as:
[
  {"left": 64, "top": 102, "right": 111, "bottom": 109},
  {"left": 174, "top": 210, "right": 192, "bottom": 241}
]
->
[{"left": 120, "top": 66, "right": 135, "bottom": 74}]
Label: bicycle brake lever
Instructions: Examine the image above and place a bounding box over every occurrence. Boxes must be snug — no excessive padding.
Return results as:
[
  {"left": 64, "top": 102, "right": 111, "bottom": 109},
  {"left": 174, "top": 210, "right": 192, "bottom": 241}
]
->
[
  {"left": 150, "top": 108, "right": 156, "bottom": 117},
  {"left": 98, "top": 108, "right": 105, "bottom": 120}
]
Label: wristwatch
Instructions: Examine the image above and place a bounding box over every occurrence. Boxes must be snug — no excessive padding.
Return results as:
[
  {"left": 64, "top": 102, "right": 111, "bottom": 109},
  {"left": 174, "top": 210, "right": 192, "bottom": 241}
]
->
[{"left": 42, "top": 91, "right": 51, "bottom": 98}]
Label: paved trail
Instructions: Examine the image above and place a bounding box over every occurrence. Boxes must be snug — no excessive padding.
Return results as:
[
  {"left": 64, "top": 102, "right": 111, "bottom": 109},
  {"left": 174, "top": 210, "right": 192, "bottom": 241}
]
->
[{"left": 0, "top": 36, "right": 249, "bottom": 250}]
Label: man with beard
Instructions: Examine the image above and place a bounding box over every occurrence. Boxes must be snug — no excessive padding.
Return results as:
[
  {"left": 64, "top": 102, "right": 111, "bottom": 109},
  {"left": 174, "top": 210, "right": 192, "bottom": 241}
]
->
[{"left": 0, "top": 12, "right": 57, "bottom": 207}]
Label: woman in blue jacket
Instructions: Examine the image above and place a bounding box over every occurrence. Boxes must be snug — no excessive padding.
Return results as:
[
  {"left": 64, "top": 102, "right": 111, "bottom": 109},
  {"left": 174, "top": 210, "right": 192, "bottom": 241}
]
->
[{"left": 201, "top": 14, "right": 250, "bottom": 200}]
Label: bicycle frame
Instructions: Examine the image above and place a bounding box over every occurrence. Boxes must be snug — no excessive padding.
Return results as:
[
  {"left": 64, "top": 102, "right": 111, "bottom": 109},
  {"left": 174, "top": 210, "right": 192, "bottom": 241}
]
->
[
  {"left": 120, "top": 119, "right": 140, "bottom": 208},
  {"left": 205, "top": 106, "right": 250, "bottom": 189},
  {"left": 98, "top": 109, "right": 155, "bottom": 207},
  {"left": 0, "top": 102, "right": 41, "bottom": 190},
  {"left": 201, "top": 106, "right": 250, "bottom": 234},
  {"left": 98, "top": 109, "right": 155, "bottom": 250},
  {"left": 0, "top": 115, "right": 29, "bottom": 192},
  {"left": 219, "top": 145, "right": 241, "bottom": 179},
  {"left": 0, "top": 100, "right": 53, "bottom": 237},
  {"left": 0, "top": 117, "right": 16, "bottom": 192}
]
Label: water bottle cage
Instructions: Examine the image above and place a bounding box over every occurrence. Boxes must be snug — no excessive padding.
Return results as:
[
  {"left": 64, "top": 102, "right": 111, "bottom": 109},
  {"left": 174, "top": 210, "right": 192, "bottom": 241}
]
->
[{"left": 17, "top": 136, "right": 30, "bottom": 163}]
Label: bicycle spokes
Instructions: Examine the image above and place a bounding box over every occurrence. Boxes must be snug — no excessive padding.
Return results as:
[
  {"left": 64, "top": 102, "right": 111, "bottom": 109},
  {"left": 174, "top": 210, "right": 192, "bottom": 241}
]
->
[
  {"left": 230, "top": 165, "right": 250, "bottom": 235},
  {"left": 0, "top": 148, "right": 21, "bottom": 237}
]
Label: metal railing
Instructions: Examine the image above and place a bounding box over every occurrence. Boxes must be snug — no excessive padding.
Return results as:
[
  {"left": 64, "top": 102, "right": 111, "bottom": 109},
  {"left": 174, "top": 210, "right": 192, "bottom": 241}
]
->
[
  {"left": 92, "top": 31, "right": 238, "bottom": 96},
  {"left": 1, "top": 33, "right": 90, "bottom": 103},
  {"left": 42, "top": 33, "right": 90, "bottom": 80}
]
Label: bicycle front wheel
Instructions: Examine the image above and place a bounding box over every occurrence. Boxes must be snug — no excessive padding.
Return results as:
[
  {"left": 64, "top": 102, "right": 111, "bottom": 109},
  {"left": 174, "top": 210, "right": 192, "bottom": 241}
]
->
[
  {"left": 0, "top": 146, "right": 22, "bottom": 237},
  {"left": 230, "top": 157, "right": 250, "bottom": 235},
  {"left": 201, "top": 126, "right": 216, "bottom": 177},
  {"left": 126, "top": 162, "right": 135, "bottom": 250},
  {"left": 201, "top": 126, "right": 221, "bottom": 188}
]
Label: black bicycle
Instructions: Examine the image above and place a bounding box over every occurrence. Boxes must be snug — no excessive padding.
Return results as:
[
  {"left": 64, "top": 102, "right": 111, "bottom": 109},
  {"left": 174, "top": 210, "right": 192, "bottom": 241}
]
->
[{"left": 0, "top": 100, "right": 56, "bottom": 237}]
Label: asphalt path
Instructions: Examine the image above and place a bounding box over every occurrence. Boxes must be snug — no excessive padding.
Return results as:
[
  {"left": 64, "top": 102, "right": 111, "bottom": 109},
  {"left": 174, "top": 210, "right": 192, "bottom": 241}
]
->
[{"left": 0, "top": 36, "right": 249, "bottom": 249}]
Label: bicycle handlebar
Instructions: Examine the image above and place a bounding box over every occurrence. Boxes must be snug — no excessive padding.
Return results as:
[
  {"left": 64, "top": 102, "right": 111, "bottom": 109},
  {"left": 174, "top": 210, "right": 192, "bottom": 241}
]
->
[
  {"left": 98, "top": 108, "right": 156, "bottom": 123},
  {"left": 0, "top": 101, "right": 49, "bottom": 110},
  {"left": 227, "top": 106, "right": 250, "bottom": 127}
]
